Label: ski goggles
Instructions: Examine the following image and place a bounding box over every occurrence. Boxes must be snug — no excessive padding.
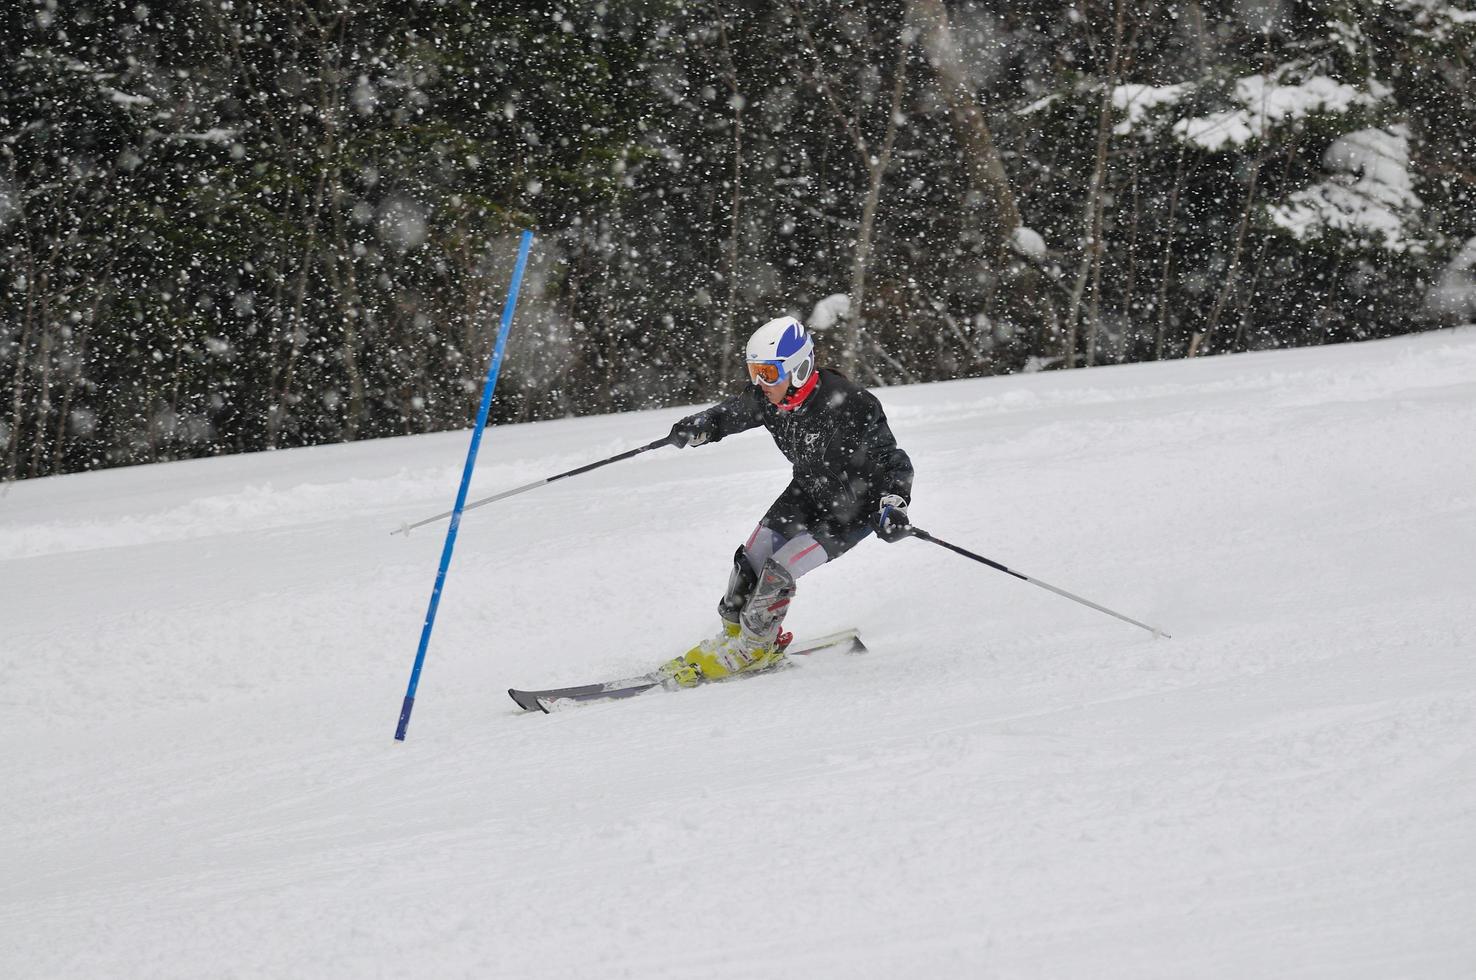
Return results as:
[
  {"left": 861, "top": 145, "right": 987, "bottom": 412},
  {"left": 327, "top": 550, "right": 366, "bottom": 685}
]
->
[{"left": 747, "top": 360, "right": 789, "bottom": 386}]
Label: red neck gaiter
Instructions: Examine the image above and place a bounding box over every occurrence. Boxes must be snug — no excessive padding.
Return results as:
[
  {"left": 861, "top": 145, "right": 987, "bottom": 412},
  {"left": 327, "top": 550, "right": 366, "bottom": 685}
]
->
[{"left": 779, "top": 370, "right": 819, "bottom": 411}]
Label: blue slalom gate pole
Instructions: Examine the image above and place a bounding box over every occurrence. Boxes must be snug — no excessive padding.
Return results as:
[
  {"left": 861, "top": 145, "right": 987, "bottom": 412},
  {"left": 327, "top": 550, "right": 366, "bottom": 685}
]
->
[{"left": 395, "top": 229, "right": 534, "bottom": 741}]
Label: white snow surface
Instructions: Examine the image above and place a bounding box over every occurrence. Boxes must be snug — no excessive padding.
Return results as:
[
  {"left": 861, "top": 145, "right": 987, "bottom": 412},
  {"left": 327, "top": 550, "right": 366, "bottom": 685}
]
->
[{"left": 5, "top": 329, "right": 1476, "bottom": 978}]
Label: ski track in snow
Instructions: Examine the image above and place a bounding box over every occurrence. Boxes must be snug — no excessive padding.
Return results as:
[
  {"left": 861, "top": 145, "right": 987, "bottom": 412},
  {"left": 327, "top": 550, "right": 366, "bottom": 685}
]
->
[{"left": 3, "top": 329, "right": 1475, "bottom": 977}]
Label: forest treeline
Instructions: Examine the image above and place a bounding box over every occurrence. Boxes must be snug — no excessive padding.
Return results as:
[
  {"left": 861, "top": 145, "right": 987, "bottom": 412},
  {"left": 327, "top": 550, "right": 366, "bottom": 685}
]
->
[{"left": 3, "top": 1, "right": 1473, "bottom": 478}]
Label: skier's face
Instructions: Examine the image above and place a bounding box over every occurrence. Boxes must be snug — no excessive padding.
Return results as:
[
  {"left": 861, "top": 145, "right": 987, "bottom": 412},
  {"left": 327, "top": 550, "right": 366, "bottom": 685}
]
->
[
  {"left": 747, "top": 360, "right": 792, "bottom": 405},
  {"left": 759, "top": 379, "right": 790, "bottom": 406}
]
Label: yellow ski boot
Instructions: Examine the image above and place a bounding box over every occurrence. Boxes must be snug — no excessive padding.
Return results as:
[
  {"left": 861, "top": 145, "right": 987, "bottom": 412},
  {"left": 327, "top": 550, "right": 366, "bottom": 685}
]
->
[
  {"left": 727, "top": 628, "right": 794, "bottom": 677},
  {"left": 654, "top": 621, "right": 741, "bottom": 688},
  {"left": 656, "top": 623, "right": 794, "bottom": 689},
  {"left": 657, "top": 558, "right": 799, "bottom": 688}
]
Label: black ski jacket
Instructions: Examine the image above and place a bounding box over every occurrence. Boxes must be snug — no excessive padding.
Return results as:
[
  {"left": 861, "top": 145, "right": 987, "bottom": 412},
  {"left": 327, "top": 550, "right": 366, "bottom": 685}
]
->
[{"left": 679, "top": 368, "right": 913, "bottom": 526}]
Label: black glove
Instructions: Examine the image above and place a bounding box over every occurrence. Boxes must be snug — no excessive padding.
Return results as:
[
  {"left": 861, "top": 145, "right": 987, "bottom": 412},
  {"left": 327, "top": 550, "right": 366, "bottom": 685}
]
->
[
  {"left": 668, "top": 413, "right": 711, "bottom": 448},
  {"left": 874, "top": 493, "right": 911, "bottom": 543}
]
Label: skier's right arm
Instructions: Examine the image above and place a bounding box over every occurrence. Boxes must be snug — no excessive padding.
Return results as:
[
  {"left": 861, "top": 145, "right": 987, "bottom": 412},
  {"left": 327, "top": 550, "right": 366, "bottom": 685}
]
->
[{"left": 668, "top": 387, "right": 765, "bottom": 447}]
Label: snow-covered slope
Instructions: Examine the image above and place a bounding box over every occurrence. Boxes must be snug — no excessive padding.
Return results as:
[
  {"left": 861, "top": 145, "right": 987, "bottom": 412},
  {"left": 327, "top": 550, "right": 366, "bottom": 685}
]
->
[{"left": 4, "top": 329, "right": 1475, "bottom": 978}]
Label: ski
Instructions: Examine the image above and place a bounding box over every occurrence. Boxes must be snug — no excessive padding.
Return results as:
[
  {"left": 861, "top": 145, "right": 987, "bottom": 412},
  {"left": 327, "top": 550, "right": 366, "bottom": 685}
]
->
[
  {"left": 506, "top": 675, "right": 660, "bottom": 712},
  {"left": 786, "top": 627, "right": 866, "bottom": 657},
  {"left": 508, "top": 628, "right": 864, "bottom": 713}
]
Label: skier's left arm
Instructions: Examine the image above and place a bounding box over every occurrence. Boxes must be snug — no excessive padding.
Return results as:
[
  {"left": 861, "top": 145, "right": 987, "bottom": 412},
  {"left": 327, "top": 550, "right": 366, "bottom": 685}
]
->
[{"left": 856, "top": 393, "right": 914, "bottom": 541}]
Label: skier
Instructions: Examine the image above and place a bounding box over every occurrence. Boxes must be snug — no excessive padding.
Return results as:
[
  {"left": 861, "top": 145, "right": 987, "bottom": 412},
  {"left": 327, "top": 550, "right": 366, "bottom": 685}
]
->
[{"left": 657, "top": 315, "right": 914, "bottom": 687}]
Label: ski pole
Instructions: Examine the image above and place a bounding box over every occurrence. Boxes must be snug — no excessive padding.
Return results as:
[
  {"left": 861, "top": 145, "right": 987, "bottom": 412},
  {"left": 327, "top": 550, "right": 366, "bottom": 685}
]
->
[
  {"left": 906, "top": 527, "right": 1171, "bottom": 639},
  {"left": 392, "top": 434, "right": 681, "bottom": 536}
]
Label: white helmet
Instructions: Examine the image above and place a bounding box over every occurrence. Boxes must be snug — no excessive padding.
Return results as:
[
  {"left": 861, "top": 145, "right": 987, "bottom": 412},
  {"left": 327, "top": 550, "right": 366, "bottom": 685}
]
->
[{"left": 745, "top": 316, "right": 815, "bottom": 388}]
